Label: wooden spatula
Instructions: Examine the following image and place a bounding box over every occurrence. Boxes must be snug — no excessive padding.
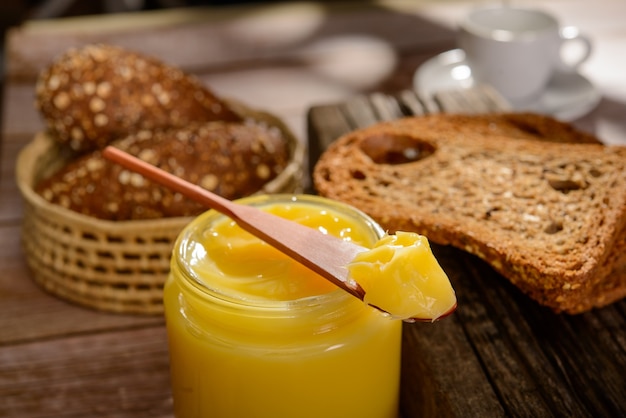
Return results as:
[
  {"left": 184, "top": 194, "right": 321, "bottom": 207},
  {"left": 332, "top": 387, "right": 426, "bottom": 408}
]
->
[{"left": 102, "top": 146, "right": 454, "bottom": 322}]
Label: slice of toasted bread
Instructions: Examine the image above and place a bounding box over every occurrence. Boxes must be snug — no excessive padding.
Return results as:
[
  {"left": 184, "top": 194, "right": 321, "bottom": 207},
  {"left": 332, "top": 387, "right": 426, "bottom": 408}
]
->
[{"left": 313, "top": 113, "right": 626, "bottom": 313}]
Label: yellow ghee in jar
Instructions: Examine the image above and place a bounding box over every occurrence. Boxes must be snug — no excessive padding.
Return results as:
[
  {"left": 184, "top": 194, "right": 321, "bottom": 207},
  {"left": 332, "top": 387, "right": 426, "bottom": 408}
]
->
[{"left": 164, "top": 194, "right": 402, "bottom": 418}]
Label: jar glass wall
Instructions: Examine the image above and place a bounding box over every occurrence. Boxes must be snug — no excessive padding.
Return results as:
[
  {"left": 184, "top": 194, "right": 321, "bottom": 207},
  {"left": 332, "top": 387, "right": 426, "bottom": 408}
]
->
[{"left": 164, "top": 194, "right": 402, "bottom": 418}]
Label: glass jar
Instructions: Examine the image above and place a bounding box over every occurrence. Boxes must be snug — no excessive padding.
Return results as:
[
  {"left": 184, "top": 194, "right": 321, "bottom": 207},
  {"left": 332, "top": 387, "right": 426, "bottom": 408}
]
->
[{"left": 164, "top": 194, "right": 402, "bottom": 418}]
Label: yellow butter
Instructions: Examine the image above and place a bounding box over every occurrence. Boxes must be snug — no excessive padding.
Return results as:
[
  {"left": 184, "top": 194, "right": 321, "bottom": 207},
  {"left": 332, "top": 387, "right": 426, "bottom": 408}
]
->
[
  {"left": 188, "top": 202, "right": 375, "bottom": 301},
  {"left": 164, "top": 195, "right": 402, "bottom": 418},
  {"left": 348, "top": 231, "right": 457, "bottom": 321}
]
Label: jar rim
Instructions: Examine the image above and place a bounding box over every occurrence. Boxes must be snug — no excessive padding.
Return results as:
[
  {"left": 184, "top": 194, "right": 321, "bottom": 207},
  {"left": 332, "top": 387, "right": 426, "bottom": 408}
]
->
[{"left": 171, "top": 194, "right": 385, "bottom": 312}]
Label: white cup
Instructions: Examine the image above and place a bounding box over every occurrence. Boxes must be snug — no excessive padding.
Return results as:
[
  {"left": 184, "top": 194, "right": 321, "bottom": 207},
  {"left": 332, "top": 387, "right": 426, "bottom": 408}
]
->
[{"left": 457, "top": 6, "right": 592, "bottom": 105}]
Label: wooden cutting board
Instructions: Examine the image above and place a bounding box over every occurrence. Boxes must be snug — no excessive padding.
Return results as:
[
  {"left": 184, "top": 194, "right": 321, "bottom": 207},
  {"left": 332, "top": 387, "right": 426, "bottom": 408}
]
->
[{"left": 306, "top": 87, "right": 626, "bottom": 418}]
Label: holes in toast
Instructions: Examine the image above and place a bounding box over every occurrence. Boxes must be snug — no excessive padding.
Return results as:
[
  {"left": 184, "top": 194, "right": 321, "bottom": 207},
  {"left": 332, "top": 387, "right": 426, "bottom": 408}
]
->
[
  {"left": 542, "top": 163, "right": 604, "bottom": 194},
  {"left": 359, "top": 134, "right": 435, "bottom": 165},
  {"left": 350, "top": 169, "right": 366, "bottom": 180},
  {"left": 544, "top": 220, "right": 564, "bottom": 234},
  {"left": 547, "top": 178, "right": 586, "bottom": 193}
]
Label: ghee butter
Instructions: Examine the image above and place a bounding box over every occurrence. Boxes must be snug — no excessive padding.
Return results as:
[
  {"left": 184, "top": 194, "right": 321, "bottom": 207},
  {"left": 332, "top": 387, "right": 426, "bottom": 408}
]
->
[
  {"left": 348, "top": 231, "right": 457, "bottom": 321},
  {"left": 164, "top": 195, "right": 402, "bottom": 418}
]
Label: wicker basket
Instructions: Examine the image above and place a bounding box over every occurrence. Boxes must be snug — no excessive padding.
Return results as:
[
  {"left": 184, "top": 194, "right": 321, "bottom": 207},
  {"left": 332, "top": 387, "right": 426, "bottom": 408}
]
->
[{"left": 16, "top": 108, "right": 305, "bottom": 314}]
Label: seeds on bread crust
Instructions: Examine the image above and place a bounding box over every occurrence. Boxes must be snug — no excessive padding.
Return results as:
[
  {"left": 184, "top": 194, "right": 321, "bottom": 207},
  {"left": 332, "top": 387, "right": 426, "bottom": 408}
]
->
[
  {"left": 35, "top": 121, "right": 291, "bottom": 220},
  {"left": 35, "top": 44, "right": 242, "bottom": 152}
]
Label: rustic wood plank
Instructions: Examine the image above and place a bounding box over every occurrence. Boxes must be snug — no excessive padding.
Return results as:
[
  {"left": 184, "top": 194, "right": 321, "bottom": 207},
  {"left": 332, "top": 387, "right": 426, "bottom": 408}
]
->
[
  {"left": 341, "top": 94, "right": 381, "bottom": 129},
  {"left": 455, "top": 255, "right": 586, "bottom": 416},
  {"left": 0, "top": 83, "right": 45, "bottom": 137},
  {"left": 306, "top": 104, "right": 354, "bottom": 186},
  {"left": 414, "top": 90, "right": 441, "bottom": 114},
  {"left": 468, "top": 84, "right": 513, "bottom": 112},
  {"left": 461, "top": 255, "right": 626, "bottom": 416},
  {"left": 397, "top": 89, "right": 429, "bottom": 116},
  {"left": 434, "top": 90, "right": 484, "bottom": 114},
  {"left": 432, "top": 85, "right": 512, "bottom": 114},
  {"left": 522, "top": 305, "right": 626, "bottom": 416},
  {"left": 0, "top": 223, "right": 165, "bottom": 345},
  {"left": 0, "top": 326, "right": 172, "bottom": 417},
  {"left": 400, "top": 245, "right": 506, "bottom": 418},
  {"left": 370, "top": 92, "right": 406, "bottom": 121},
  {"left": 1, "top": 134, "right": 29, "bottom": 222}
]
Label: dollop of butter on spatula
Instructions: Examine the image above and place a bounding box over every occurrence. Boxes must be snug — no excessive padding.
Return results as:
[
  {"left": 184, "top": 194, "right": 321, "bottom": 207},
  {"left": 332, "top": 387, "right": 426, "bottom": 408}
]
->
[{"left": 347, "top": 231, "right": 457, "bottom": 321}]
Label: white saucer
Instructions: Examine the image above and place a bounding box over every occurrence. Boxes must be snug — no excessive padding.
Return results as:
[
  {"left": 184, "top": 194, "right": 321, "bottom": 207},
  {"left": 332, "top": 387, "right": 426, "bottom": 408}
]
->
[{"left": 413, "top": 49, "right": 601, "bottom": 121}]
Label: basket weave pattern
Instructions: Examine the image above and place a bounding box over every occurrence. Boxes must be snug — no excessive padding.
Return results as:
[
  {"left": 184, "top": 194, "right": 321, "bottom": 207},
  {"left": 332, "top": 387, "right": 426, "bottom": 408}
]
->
[{"left": 17, "top": 120, "right": 304, "bottom": 314}]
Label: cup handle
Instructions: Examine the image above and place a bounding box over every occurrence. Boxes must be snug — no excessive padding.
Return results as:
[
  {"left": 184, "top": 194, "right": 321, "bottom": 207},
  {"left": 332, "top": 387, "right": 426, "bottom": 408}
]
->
[{"left": 558, "top": 26, "right": 593, "bottom": 71}]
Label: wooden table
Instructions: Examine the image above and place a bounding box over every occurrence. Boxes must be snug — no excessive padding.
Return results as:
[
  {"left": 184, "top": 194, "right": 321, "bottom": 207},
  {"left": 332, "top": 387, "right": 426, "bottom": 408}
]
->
[{"left": 1, "top": 1, "right": 625, "bottom": 417}]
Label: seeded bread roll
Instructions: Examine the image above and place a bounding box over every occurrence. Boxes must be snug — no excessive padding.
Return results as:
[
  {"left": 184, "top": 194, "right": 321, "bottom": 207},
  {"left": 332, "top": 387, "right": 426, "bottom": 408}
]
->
[
  {"left": 35, "top": 44, "right": 242, "bottom": 152},
  {"left": 36, "top": 121, "right": 290, "bottom": 220},
  {"left": 313, "top": 113, "right": 626, "bottom": 314}
]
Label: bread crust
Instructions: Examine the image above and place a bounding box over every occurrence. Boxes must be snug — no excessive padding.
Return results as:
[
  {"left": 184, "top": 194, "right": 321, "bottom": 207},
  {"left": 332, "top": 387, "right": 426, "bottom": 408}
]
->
[
  {"left": 35, "top": 44, "right": 242, "bottom": 152},
  {"left": 36, "top": 121, "right": 290, "bottom": 220},
  {"left": 313, "top": 113, "right": 626, "bottom": 313}
]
